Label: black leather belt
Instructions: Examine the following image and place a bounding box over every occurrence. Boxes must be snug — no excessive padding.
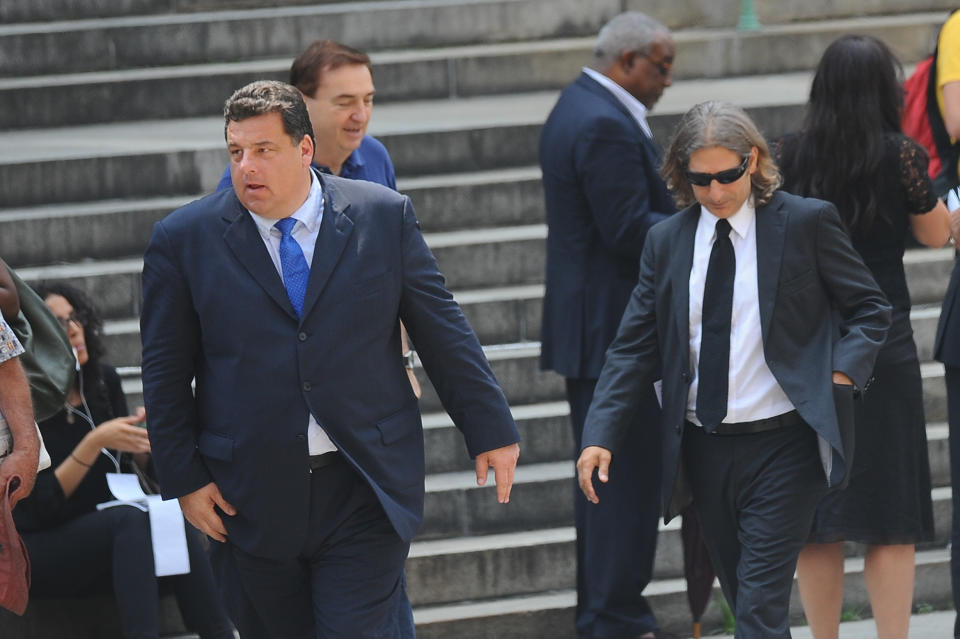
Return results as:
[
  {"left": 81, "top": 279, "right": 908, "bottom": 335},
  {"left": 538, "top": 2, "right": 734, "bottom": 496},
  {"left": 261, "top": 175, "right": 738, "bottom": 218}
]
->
[
  {"left": 308, "top": 451, "right": 341, "bottom": 471},
  {"left": 711, "top": 410, "right": 803, "bottom": 436}
]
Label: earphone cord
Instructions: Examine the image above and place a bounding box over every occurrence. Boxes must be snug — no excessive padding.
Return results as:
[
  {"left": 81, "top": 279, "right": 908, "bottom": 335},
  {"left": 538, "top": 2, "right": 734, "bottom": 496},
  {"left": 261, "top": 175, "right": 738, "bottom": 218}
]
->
[{"left": 65, "top": 370, "right": 121, "bottom": 475}]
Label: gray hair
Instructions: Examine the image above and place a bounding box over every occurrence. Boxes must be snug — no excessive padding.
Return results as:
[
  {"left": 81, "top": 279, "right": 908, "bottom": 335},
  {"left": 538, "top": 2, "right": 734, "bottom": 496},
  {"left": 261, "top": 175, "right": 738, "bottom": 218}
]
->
[
  {"left": 661, "top": 100, "right": 781, "bottom": 207},
  {"left": 223, "top": 80, "right": 315, "bottom": 148},
  {"left": 592, "top": 11, "right": 669, "bottom": 70}
]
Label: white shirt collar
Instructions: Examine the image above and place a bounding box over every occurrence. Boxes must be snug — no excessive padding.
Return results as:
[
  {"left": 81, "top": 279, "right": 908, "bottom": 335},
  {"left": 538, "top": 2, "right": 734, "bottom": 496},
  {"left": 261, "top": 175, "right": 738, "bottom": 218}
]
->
[
  {"left": 247, "top": 170, "right": 323, "bottom": 235},
  {"left": 581, "top": 67, "right": 653, "bottom": 139},
  {"left": 698, "top": 195, "right": 755, "bottom": 241}
]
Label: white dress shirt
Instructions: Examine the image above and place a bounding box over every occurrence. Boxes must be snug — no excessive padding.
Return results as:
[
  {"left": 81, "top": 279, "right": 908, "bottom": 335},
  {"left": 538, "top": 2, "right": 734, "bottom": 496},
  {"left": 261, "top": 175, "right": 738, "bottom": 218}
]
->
[
  {"left": 247, "top": 171, "right": 338, "bottom": 455},
  {"left": 581, "top": 67, "right": 654, "bottom": 139},
  {"left": 686, "top": 197, "right": 795, "bottom": 425}
]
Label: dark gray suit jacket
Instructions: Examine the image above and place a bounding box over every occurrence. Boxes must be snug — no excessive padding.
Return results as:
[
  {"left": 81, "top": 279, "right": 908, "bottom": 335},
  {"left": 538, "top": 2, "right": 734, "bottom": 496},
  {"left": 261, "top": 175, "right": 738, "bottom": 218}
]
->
[{"left": 582, "top": 191, "right": 891, "bottom": 520}]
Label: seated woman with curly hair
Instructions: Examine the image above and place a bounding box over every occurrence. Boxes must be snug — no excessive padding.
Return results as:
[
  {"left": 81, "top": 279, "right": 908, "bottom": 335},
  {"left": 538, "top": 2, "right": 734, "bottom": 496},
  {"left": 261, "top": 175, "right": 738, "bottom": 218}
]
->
[{"left": 13, "top": 282, "right": 235, "bottom": 639}]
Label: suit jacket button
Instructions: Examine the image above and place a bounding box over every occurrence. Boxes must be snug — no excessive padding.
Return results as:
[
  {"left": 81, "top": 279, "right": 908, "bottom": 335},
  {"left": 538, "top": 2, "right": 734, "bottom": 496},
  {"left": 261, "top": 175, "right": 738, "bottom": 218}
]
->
[
  {"left": 298, "top": 332, "right": 308, "bottom": 342},
  {"left": 303, "top": 382, "right": 312, "bottom": 391}
]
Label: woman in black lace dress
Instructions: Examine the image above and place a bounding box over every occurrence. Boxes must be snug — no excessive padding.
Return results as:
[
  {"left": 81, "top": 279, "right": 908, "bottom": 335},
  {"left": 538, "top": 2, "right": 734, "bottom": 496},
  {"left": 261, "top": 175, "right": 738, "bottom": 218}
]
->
[{"left": 777, "top": 35, "right": 952, "bottom": 639}]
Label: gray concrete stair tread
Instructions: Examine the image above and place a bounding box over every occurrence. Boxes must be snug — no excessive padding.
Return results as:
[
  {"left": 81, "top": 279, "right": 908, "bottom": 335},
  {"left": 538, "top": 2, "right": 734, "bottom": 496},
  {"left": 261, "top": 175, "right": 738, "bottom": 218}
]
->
[
  {"left": 0, "top": 68, "right": 817, "bottom": 165},
  {"left": 0, "top": 9, "right": 946, "bottom": 79},
  {"left": 412, "top": 546, "right": 951, "bottom": 624}
]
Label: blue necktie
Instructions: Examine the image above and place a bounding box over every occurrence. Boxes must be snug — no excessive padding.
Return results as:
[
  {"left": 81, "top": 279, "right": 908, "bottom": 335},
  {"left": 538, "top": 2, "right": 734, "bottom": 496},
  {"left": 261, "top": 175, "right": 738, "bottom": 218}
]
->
[
  {"left": 274, "top": 217, "right": 309, "bottom": 317},
  {"left": 696, "top": 218, "right": 735, "bottom": 432}
]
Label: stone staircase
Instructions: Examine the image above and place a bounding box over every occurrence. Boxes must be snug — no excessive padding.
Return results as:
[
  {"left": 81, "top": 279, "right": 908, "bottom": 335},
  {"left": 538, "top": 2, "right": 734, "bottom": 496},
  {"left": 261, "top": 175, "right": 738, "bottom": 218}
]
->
[{"left": 1, "top": 1, "right": 958, "bottom": 637}]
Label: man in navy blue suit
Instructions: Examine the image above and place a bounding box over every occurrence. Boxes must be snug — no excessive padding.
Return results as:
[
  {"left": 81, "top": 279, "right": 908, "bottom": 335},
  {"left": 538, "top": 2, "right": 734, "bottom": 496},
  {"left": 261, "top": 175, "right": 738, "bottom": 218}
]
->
[
  {"left": 539, "top": 11, "right": 677, "bottom": 639},
  {"left": 140, "top": 80, "right": 521, "bottom": 638}
]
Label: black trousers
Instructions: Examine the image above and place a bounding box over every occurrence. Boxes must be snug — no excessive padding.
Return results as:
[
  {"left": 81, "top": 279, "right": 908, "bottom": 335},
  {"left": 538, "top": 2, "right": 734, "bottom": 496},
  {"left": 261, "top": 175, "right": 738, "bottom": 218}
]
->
[
  {"left": 944, "top": 366, "right": 960, "bottom": 638},
  {"left": 567, "top": 378, "right": 662, "bottom": 638},
  {"left": 209, "top": 456, "right": 410, "bottom": 639},
  {"left": 683, "top": 420, "right": 827, "bottom": 639},
  {"left": 25, "top": 505, "right": 234, "bottom": 639}
]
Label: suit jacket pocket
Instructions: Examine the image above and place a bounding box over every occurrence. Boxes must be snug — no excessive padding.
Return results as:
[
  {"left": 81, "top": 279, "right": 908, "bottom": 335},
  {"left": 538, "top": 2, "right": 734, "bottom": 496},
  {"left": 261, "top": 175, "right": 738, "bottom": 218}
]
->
[
  {"left": 198, "top": 431, "right": 234, "bottom": 462},
  {"left": 779, "top": 268, "right": 816, "bottom": 296},
  {"left": 376, "top": 402, "right": 418, "bottom": 446},
  {"left": 354, "top": 272, "right": 388, "bottom": 300}
]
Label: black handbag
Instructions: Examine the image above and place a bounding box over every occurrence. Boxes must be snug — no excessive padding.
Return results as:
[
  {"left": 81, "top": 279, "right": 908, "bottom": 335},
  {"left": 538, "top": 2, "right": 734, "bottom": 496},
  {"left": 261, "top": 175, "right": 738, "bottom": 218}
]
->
[{"left": 1, "top": 262, "right": 74, "bottom": 422}]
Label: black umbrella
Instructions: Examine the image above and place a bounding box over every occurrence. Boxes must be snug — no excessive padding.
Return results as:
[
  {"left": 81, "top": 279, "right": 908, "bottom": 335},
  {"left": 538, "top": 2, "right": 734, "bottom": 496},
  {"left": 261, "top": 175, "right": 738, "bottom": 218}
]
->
[{"left": 681, "top": 505, "right": 716, "bottom": 639}]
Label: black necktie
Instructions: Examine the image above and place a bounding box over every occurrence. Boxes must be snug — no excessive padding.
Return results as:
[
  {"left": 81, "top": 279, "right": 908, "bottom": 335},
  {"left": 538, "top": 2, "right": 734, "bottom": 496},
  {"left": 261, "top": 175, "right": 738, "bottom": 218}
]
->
[{"left": 696, "top": 218, "right": 735, "bottom": 432}]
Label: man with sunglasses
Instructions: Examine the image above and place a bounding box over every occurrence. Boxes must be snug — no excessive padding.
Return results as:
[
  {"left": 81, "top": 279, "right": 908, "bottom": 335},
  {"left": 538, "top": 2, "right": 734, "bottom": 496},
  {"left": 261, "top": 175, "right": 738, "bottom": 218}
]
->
[
  {"left": 577, "top": 101, "right": 891, "bottom": 638},
  {"left": 539, "top": 11, "right": 677, "bottom": 639}
]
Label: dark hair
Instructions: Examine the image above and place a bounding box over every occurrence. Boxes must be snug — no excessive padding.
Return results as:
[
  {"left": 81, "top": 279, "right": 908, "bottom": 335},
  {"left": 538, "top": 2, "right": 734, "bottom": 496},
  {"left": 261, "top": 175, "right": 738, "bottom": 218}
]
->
[
  {"left": 777, "top": 35, "right": 904, "bottom": 232},
  {"left": 223, "top": 80, "right": 315, "bottom": 149},
  {"left": 289, "top": 40, "right": 372, "bottom": 98},
  {"left": 33, "top": 282, "right": 106, "bottom": 401},
  {"left": 662, "top": 100, "right": 781, "bottom": 208}
]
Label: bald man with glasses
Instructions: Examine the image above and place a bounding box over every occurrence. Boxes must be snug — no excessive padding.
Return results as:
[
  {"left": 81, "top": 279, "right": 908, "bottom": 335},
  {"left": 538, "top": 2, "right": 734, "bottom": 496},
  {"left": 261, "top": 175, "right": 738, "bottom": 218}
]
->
[{"left": 539, "top": 11, "right": 677, "bottom": 639}]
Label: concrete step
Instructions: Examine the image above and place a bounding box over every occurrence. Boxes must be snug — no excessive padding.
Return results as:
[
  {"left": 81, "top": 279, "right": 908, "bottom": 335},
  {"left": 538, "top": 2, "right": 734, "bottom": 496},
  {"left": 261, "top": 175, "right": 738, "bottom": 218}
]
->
[
  {"left": 0, "top": 167, "right": 544, "bottom": 267},
  {"left": 1, "top": 10, "right": 948, "bottom": 129},
  {"left": 3, "top": 0, "right": 954, "bottom": 29},
  {"left": 0, "top": 68, "right": 816, "bottom": 207},
  {"left": 0, "top": 0, "right": 619, "bottom": 78},
  {"left": 411, "top": 547, "right": 953, "bottom": 639},
  {"left": 407, "top": 484, "right": 953, "bottom": 607}
]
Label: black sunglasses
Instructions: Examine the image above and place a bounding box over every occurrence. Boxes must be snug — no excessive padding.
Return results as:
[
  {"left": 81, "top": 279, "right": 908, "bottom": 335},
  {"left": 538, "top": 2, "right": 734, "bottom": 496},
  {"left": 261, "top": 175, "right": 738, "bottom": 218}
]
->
[{"left": 685, "top": 155, "right": 750, "bottom": 187}]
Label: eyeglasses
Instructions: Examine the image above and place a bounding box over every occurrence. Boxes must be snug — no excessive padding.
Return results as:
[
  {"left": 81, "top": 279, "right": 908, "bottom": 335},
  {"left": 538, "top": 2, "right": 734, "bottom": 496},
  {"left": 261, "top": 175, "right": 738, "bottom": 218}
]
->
[
  {"left": 54, "top": 313, "right": 80, "bottom": 332},
  {"left": 637, "top": 52, "right": 672, "bottom": 77},
  {"left": 685, "top": 155, "right": 750, "bottom": 187}
]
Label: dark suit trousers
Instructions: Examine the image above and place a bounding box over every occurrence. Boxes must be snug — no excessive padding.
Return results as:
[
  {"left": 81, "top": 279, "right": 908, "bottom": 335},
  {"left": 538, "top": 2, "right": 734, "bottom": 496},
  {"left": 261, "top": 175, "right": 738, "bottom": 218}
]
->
[
  {"left": 944, "top": 366, "right": 960, "bottom": 638},
  {"left": 567, "top": 378, "right": 662, "bottom": 638},
  {"left": 208, "top": 457, "right": 410, "bottom": 639},
  {"left": 682, "top": 421, "right": 827, "bottom": 639}
]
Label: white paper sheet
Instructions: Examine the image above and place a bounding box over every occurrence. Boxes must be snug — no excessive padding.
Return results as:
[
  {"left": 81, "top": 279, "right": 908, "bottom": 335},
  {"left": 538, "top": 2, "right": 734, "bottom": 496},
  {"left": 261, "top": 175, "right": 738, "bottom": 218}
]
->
[
  {"left": 146, "top": 495, "right": 191, "bottom": 577},
  {"left": 99, "top": 472, "right": 191, "bottom": 576}
]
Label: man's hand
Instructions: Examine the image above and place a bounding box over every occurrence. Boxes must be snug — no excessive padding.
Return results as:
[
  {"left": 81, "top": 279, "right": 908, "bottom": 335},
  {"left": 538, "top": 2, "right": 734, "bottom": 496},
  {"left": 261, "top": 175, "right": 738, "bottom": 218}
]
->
[
  {"left": 832, "top": 371, "right": 854, "bottom": 386},
  {"left": 178, "top": 482, "right": 236, "bottom": 543},
  {"left": 475, "top": 442, "right": 520, "bottom": 503},
  {"left": 577, "top": 446, "right": 613, "bottom": 504}
]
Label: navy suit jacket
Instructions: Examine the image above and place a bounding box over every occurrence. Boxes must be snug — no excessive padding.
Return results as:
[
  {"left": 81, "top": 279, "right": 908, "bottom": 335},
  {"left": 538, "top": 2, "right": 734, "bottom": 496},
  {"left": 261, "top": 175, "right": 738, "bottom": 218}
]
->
[
  {"left": 539, "top": 71, "right": 676, "bottom": 379},
  {"left": 582, "top": 192, "right": 891, "bottom": 520},
  {"left": 140, "top": 172, "right": 519, "bottom": 558}
]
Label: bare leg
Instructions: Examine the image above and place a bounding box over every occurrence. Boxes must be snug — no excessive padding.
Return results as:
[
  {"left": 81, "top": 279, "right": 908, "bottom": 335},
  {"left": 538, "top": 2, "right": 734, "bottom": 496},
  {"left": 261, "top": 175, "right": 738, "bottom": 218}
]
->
[
  {"left": 864, "top": 544, "right": 914, "bottom": 639},
  {"left": 797, "top": 542, "right": 845, "bottom": 639}
]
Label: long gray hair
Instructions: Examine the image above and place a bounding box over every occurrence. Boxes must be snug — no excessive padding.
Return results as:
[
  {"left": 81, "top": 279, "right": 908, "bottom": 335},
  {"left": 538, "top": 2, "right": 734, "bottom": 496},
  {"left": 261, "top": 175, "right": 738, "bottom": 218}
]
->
[{"left": 661, "top": 100, "right": 781, "bottom": 208}]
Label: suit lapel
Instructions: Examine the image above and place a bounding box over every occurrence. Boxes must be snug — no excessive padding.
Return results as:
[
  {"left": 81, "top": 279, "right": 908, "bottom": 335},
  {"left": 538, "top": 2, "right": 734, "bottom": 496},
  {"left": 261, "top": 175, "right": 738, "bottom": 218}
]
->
[
  {"left": 300, "top": 176, "right": 354, "bottom": 322},
  {"left": 222, "top": 200, "right": 297, "bottom": 320},
  {"left": 671, "top": 206, "right": 699, "bottom": 351},
  {"left": 755, "top": 194, "right": 787, "bottom": 342}
]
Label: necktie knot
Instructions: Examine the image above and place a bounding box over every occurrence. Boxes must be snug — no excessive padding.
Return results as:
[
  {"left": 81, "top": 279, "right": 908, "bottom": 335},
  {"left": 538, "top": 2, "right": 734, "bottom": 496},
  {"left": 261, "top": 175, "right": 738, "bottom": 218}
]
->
[
  {"left": 715, "top": 218, "right": 731, "bottom": 239},
  {"left": 275, "top": 217, "right": 297, "bottom": 236}
]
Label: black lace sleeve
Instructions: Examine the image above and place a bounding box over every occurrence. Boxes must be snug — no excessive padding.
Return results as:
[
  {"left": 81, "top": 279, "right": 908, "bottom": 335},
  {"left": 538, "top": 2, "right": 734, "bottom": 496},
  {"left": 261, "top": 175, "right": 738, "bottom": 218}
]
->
[{"left": 898, "top": 135, "right": 938, "bottom": 215}]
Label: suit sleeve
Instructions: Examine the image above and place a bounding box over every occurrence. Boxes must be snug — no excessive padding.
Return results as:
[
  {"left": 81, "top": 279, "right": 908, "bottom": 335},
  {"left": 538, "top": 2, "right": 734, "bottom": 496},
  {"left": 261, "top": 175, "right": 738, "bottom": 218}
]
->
[
  {"left": 395, "top": 197, "right": 520, "bottom": 456},
  {"left": 140, "top": 221, "right": 211, "bottom": 499},
  {"left": 582, "top": 231, "right": 663, "bottom": 451},
  {"left": 814, "top": 203, "right": 892, "bottom": 388},
  {"left": 576, "top": 116, "right": 671, "bottom": 258}
]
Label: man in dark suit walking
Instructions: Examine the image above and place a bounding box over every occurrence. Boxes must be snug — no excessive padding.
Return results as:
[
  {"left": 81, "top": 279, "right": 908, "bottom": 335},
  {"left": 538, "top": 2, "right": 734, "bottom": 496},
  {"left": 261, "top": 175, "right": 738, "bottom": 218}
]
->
[
  {"left": 539, "top": 11, "right": 676, "bottom": 639},
  {"left": 577, "top": 101, "right": 891, "bottom": 638},
  {"left": 140, "top": 80, "right": 521, "bottom": 638}
]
